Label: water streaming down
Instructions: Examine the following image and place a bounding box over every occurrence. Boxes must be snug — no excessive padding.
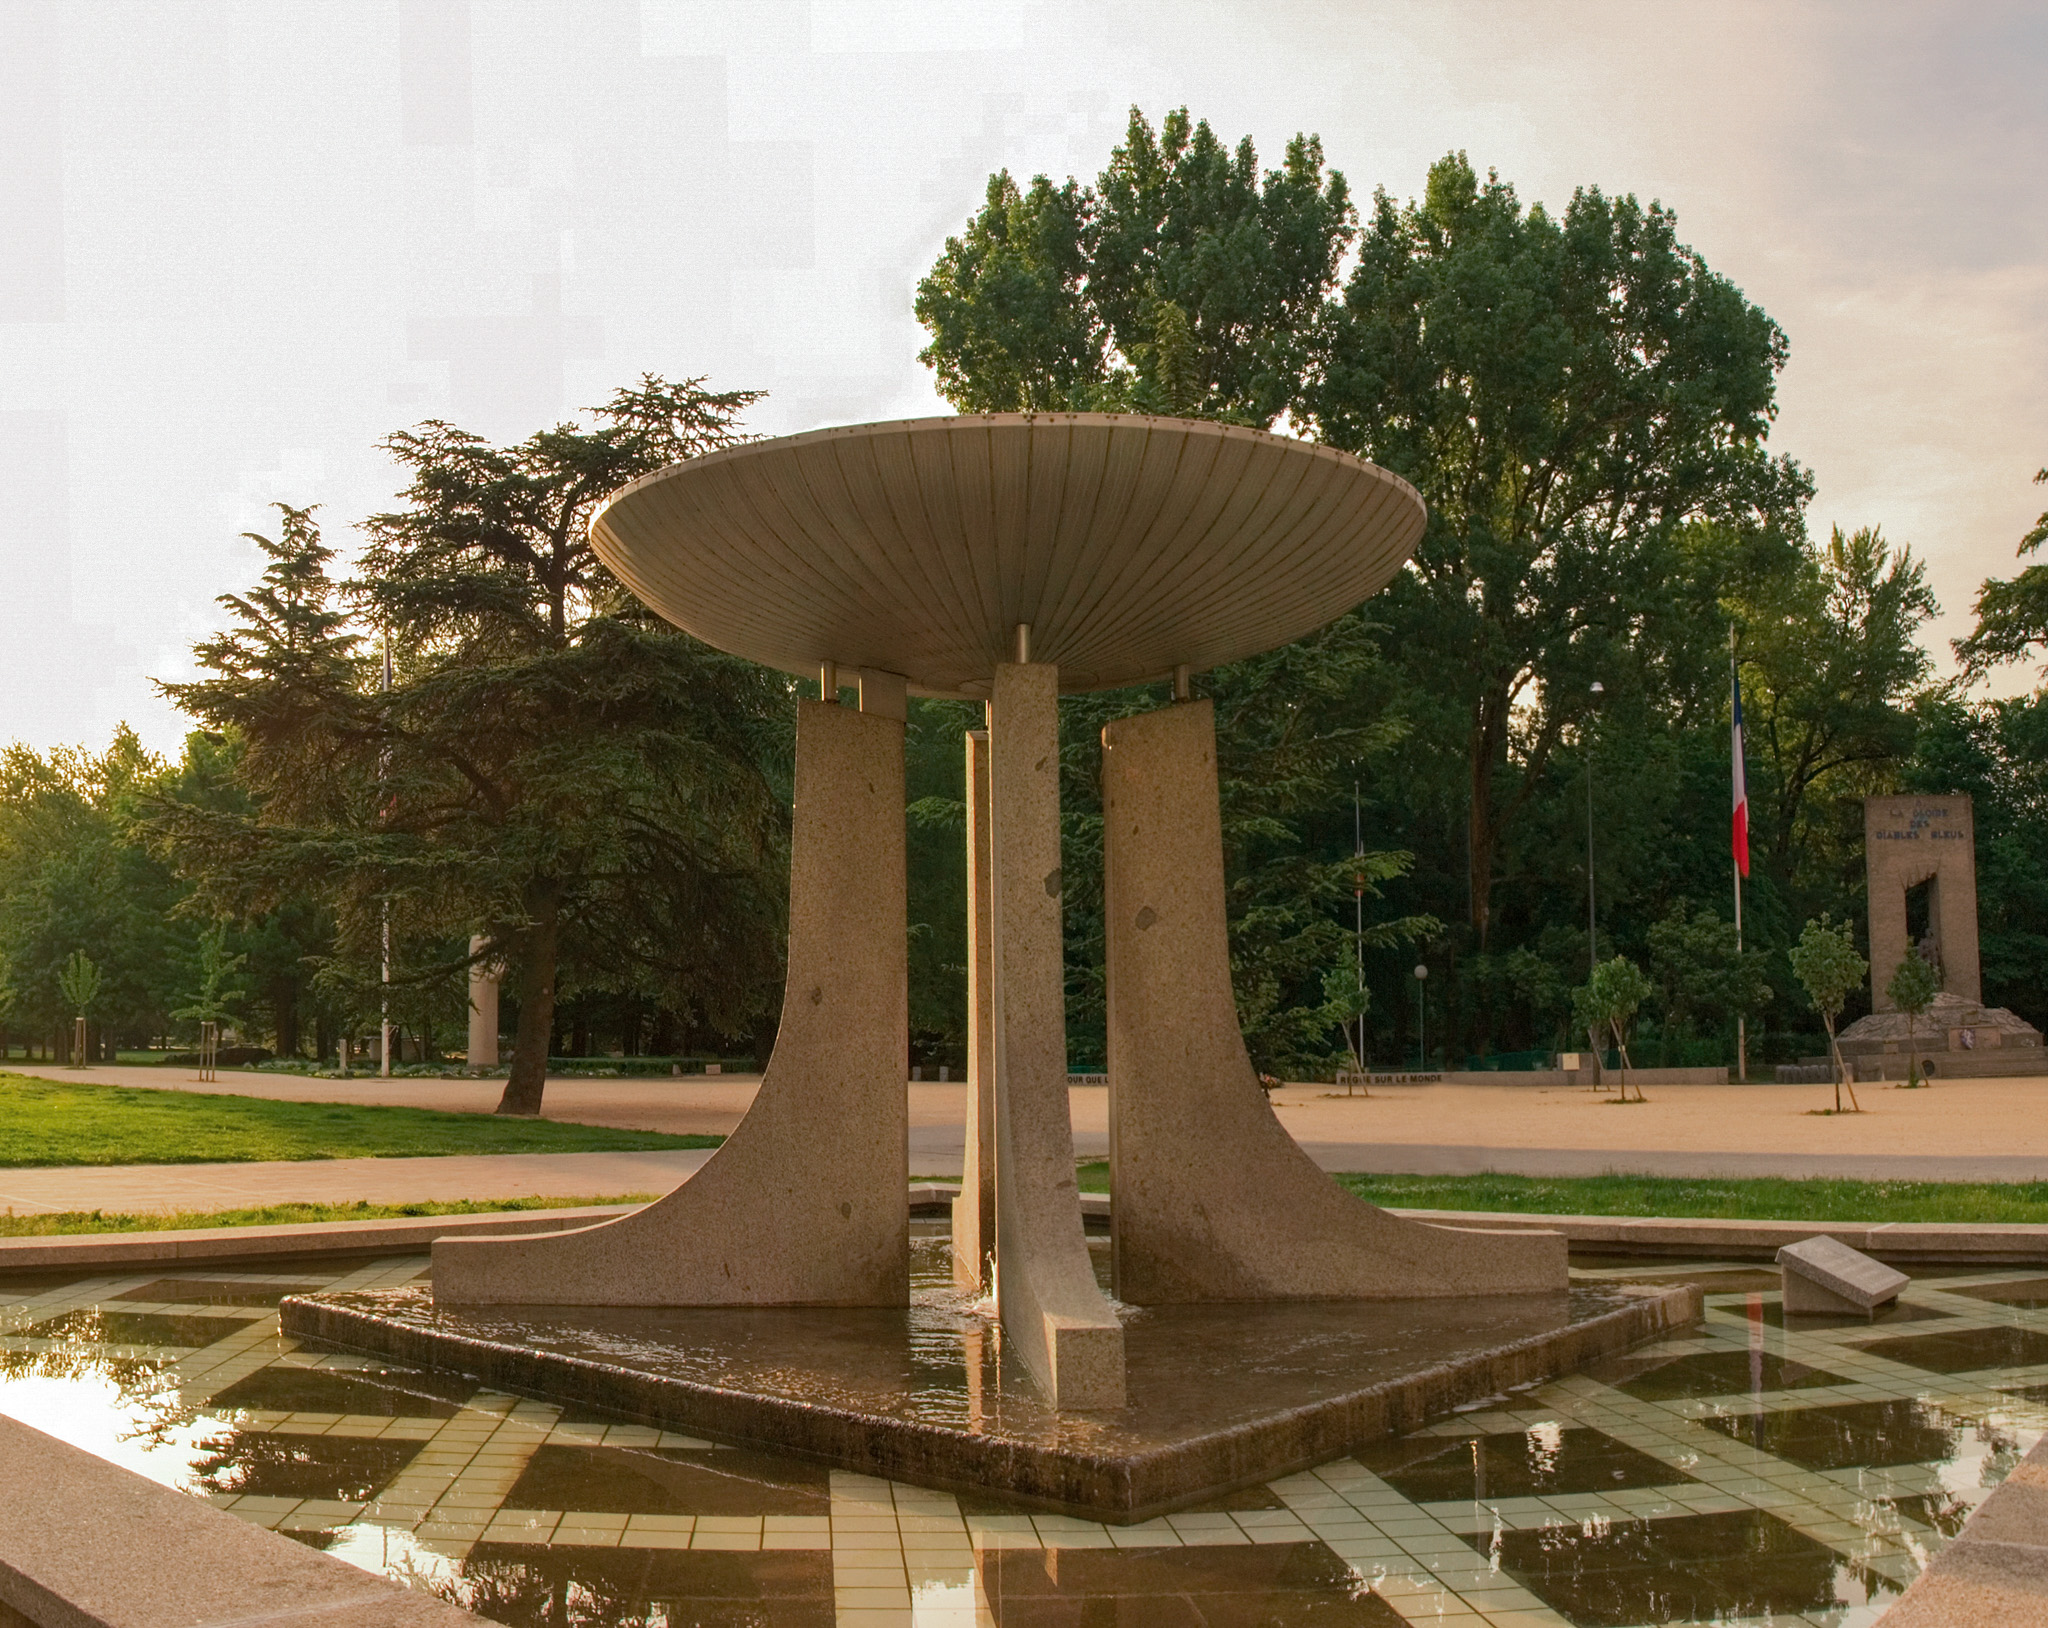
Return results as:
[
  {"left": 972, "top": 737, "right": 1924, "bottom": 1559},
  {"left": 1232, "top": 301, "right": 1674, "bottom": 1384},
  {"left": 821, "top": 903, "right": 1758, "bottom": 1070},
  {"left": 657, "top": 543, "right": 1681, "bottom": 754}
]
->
[{"left": 309, "top": 1227, "right": 1631, "bottom": 1454}]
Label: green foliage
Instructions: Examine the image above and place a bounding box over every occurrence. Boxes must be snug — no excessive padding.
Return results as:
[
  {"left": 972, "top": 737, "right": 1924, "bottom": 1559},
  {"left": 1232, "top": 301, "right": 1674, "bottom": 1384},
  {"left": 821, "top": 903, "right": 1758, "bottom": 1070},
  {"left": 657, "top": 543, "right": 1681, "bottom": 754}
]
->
[
  {"left": 1572, "top": 955, "right": 1654, "bottom": 1096},
  {"left": 1788, "top": 912, "right": 1867, "bottom": 1109},
  {"left": 1076, "top": 1161, "right": 2048, "bottom": 1225},
  {"left": 151, "top": 379, "right": 791, "bottom": 1114},
  {"left": 0, "top": 731, "right": 192, "bottom": 1052},
  {"left": 1309, "top": 151, "right": 1810, "bottom": 949},
  {"left": 1732, "top": 525, "right": 1937, "bottom": 874},
  {"left": 56, "top": 951, "right": 101, "bottom": 1018},
  {"left": 1645, "top": 902, "right": 1771, "bottom": 1050},
  {"left": 1902, "top": 692, "right": 2048, "bottom": 1031},
  {"left": 1887, "top": 939, "right": 1942, "bottom": 1088},
  {"left": 1886, "top": 941, "right": 1941, "bottom": 1018},
  {"left": 1788, "top": 913, "right": 1867, "bottom": 1028},
  {"left": 1330, "top": 1172, "right": 2048, "bottom": 1225},
  {"left": 0, "top": 1192, "right": 661, "bottom": 1238},
  {"left": 916, "top": 106, "right": 1353, "bottom": 424},
  {"left": 0, "top": 1072, "right": 717, "bottom": 1166},
  {"left": 1956, "top": 468, "right": 2048, "bottom": 677},
  {"left": 170, "top": 924, "right": 246, "bottom": 1028}
]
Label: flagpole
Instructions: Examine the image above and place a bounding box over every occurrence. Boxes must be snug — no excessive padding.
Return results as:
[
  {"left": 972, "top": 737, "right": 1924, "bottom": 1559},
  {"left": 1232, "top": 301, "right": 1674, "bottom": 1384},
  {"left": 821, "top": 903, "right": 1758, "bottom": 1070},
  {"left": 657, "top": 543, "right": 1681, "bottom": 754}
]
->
[
  {"left": 1730, "top": 626, "right": 1747, "bottom": 1084},
  {"left": 381, "top": 634, "right": 393, "bottom": 1080}
]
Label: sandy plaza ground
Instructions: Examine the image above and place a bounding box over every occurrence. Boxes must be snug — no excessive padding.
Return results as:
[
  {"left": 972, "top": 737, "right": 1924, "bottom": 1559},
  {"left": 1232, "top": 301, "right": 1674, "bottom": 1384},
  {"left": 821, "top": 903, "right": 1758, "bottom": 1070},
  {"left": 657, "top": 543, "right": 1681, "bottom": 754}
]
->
[{"left": 0, "top": 1062, "right": 2044, "bottom": 1216}]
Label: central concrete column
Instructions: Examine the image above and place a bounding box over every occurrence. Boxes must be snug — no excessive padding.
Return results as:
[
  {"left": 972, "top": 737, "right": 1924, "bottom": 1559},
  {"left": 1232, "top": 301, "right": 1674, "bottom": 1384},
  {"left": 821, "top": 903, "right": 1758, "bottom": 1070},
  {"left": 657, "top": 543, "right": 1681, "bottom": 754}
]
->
[
  {"left": 988, "top": 662, "right": 1124, "bottom": 1408},
  {"left": 433, "top": 697, "right": 908, "bottom": 1306},
  {"left": 466, "top": 936, "right": 499, "bottom": 1070},
  {"left": 952, "top": 726, "right": 997, "bottom": 1292},
  {"left": 1102, "top": 699, "right": 1566, "bottom": 1303}
]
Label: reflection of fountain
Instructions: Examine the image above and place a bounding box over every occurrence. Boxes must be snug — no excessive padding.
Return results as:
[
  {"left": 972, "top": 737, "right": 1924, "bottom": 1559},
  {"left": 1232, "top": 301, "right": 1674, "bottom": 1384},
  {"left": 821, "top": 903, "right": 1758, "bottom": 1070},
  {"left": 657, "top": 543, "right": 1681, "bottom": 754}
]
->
[{"left": 289, "top": 414, "right": 1665, "bottom": 1515}]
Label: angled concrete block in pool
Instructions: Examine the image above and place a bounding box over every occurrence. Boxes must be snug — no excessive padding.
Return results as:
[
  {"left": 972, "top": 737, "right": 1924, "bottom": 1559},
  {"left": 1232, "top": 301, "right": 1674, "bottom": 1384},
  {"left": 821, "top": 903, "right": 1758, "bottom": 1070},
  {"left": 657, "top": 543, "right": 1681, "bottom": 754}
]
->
[
  {"left": 990, "top": 662, "right": 1124, "bottom": 1407},
  {"left": 1778, "top": 1235, "right": 1908, "bottom": 1317},
  {"left": 432, "top": 697, "right": 908, "bottom": 1306},
  {"left": 1101, "top": 699, "right": 1568, "bottom": 1303}
]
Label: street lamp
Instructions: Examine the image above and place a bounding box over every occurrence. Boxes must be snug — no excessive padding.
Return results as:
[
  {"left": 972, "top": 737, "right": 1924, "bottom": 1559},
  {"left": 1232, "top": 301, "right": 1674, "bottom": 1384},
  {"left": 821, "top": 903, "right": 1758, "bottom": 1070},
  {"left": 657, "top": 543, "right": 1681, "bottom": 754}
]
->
[
  {"left": 1586, "top": 681, "right": 1604, "bottom": 972},
  {"left": 1413, "top": 963, "right": 1429, "bottom": 1071}
]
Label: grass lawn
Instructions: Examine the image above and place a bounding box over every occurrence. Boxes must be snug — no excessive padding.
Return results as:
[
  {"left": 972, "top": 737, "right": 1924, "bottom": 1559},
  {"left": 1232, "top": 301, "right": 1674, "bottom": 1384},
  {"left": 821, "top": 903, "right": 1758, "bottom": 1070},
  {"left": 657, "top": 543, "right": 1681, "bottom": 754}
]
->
[
  {"left": 1073, "top": 1162, "right": 2048, "bottom": 1224},
  {"left": 0, "top": 1072, "right": 721, "bottom": 1167},
  {"left": 0, "top": 1193, "right": 658, "bottom": 1237}
]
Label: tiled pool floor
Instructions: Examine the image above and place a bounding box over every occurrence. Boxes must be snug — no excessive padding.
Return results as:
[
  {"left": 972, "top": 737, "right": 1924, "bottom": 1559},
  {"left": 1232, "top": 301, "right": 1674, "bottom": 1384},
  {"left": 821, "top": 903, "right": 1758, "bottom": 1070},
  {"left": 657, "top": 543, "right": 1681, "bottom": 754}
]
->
[{"left": 3, "top": 1251, "right": 2044, "bottom": 1626}]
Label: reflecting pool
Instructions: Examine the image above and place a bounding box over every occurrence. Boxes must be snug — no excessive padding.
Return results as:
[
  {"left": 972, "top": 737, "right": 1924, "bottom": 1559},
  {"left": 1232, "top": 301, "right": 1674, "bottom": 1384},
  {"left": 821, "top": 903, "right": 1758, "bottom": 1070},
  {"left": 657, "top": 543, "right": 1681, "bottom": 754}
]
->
[{"left": 3, "top": 1238, "right": 2043, "bottom": 1626}]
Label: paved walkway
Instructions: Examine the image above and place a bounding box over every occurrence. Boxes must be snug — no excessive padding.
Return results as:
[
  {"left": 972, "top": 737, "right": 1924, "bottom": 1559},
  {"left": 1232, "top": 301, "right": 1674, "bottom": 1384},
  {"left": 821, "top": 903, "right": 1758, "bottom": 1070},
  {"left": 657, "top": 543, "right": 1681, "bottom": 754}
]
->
[{"left": 5, "top": 1062, "right": 2047, "bottom": 1214}]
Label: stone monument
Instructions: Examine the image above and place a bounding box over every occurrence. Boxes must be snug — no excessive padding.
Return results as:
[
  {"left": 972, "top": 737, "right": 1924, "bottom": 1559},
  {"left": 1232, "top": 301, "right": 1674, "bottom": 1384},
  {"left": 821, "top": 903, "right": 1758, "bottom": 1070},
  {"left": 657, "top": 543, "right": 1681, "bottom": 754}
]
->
[
  {"left": 1864, "top": 795, "right": 1982, "bottom": 1009},
  {"left": 428, "top": 413, "right": 1567, "bottom": 1411},
  {"left": 1836, "top": 794, "right": 2042, "bottom": 1078}
]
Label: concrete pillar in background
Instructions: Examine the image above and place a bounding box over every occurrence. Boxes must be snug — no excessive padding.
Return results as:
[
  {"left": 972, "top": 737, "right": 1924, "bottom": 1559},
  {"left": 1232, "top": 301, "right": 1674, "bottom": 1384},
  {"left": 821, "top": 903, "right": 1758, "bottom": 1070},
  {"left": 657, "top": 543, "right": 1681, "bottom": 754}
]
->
[{"left": 467, "top": 935, "right": 499, "bottom": 1069}]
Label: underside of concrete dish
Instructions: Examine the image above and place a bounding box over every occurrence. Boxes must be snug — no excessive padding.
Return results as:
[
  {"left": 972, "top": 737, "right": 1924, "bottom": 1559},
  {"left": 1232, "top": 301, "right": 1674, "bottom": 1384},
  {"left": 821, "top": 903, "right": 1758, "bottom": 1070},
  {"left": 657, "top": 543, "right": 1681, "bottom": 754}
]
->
[
  {"left": 588, "top": 414, "right": 1424, "bottom": 698},
  {"left": 1101, "top": 701, "right": 1568, "bottom": 1302},
  {"left": 432, "top": 699, "right": 908, "bottom": 1307}
]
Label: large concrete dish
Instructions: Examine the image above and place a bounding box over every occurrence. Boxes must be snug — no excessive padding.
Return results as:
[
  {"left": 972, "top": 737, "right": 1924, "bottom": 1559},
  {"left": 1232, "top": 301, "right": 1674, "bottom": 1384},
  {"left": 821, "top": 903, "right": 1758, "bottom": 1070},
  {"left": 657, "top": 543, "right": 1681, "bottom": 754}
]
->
[{"left": 589, "top": 413, "right": 1424, "bottom": 697}]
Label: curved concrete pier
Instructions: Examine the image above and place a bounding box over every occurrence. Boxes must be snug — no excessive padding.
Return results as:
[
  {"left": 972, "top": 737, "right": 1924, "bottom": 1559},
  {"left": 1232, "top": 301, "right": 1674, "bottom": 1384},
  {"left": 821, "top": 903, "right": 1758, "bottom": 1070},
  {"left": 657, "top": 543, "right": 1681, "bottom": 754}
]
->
[
  {"left": 433, "top": 698, "right": 908, "bottom": 1306},
  {"left": 990, "top": 663, "right": 1124, "bottom": 1406},
  {"left": 1101, "top": 700, "right": 1567, "bottom": 1302}
]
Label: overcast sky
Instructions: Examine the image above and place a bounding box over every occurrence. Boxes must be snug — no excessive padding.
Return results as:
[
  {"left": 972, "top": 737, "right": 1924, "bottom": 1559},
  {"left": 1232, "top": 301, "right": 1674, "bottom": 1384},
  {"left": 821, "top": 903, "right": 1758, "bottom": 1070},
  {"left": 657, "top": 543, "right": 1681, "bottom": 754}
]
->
[{"left": 4, "top": 0, "right": 2044, "bottom": 755}]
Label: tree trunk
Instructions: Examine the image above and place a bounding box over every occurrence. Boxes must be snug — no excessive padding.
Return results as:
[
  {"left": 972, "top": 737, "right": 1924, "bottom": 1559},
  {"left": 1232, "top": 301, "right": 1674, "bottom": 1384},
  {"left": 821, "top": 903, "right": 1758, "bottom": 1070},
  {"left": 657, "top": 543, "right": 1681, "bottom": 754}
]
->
[
  {"left": 1468, "top": 733, "right": 1498, "bottom": 950},
  {"left": 496, "top": 882, "right": 562, "bottom": 1116}
]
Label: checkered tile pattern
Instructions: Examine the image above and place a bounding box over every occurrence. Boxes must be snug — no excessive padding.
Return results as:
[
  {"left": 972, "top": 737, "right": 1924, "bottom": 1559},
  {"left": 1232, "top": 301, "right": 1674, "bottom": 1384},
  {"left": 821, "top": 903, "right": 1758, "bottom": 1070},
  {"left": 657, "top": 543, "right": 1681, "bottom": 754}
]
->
[{"left": 4, "top": 1252, "right": 2045, "bottom": 1625}]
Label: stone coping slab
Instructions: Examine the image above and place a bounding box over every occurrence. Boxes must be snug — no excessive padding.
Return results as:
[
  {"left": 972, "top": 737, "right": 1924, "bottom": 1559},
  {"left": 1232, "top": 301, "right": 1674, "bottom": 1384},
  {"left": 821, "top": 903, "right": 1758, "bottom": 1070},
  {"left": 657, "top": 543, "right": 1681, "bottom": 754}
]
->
[
  {"left": 1395, "top": 1208, "right": 2048, "bottom": 1263},
  {"left": 281, "top": 1260, "right": 1696, "bottom": 1524},
  {"left": 0, "top": 1204, "right": 638, "bottom": 1272},
  {"left": 0, "top": 1414, "right": 478, "bottom": 1626},
  {"left": 6, "top": 1194, "right": 2048, "bottom": 1273},
  {"left": 1882, "top": 1431, "right": 2048, "bottom": 1626}
]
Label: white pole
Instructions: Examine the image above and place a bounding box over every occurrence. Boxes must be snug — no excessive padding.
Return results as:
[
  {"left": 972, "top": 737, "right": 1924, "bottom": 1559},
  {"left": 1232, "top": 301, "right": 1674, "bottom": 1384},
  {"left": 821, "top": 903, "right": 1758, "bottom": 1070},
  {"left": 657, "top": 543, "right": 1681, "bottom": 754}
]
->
[
  {"left": 380, "top": 634, "right": 393, "bottom": 1078},
  {"left": 1731, "top": 627, "right": 1747, "bottom": 1083},
  {"left": 1353, "top": 780, "right": 1365, "bottom": 1071}
]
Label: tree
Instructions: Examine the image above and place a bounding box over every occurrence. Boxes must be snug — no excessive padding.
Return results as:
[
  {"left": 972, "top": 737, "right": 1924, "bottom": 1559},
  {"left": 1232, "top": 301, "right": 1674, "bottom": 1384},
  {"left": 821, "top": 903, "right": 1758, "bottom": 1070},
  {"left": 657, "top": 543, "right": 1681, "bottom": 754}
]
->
[
  {"left": 1309, "top": 152, "right": 1810, "bottom": 951},
  {"left": 1645, "top": 901, "right": 1771, "bottom": 1061},
  {"left": 1956, "top": 468, "right": 2048, "bottom": 677},
  {"left": 916, "top": 106, "right": 1352, "bottom": 424},
  {"left": 153, "top": 379, "right": 793, "bottom": 1116},
  {"left": 1788, "top": 913, "right": 1866, "bottom": 1112},
  {"left": 0, "top": 731, "right": 191, "bottom": 1060},
  {"left": 173, "top": 923, "right": 247, "bottom": 1080},
  {"left": 1886, "top": 939, "right": 1941, "bottom": 1088},
  {"left": 1731, "top": 526, "right": 1937, "bottom": 875},
  {"left": 1574, "top": 955, "right": 1653, "bottom": 1101},
  {"left": 56, "top": 950, "right": 101, "bottom": 1065},
  {"left": 1903, "top": 693, "right": 2048, "bottom": 1032}
]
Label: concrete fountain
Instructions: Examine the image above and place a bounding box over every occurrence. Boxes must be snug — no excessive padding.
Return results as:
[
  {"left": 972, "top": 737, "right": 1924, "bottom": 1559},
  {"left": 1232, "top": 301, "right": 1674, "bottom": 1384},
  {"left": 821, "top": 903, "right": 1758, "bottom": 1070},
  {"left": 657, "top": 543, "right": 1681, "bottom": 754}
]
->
[{"left": 283, "top": 414, "right": 1696, "bottom": 1518}]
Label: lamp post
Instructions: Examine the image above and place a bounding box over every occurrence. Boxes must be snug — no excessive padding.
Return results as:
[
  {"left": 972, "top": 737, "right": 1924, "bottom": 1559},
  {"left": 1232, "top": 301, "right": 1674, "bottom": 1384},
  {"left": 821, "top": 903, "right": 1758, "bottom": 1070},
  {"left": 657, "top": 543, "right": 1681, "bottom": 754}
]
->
[
  {"left": 1586, "top": 681, "right": 1604, "bottom": 973},
  {"left": 1413, "top": 963, "right": 1429, "bottom": 1071},
  {"left": 1352, "top": 779, "right": 1365, "bottom": 1071}
]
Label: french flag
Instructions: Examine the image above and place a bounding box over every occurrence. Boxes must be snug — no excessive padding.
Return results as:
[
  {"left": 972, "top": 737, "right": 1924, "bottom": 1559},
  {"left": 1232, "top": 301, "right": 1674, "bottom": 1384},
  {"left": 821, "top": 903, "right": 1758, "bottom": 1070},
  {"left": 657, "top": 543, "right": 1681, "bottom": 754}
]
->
[{"left": 1731, "top": 666, "right": 1750, "bottom": 878}]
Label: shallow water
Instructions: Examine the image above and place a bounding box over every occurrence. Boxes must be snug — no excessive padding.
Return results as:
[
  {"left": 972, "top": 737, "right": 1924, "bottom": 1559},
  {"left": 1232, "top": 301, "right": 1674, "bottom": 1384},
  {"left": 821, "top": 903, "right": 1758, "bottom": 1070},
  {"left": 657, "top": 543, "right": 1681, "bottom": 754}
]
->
[
  {"left": 2, "top": 1241, "right": 2043, "bottom": 1626},
  {"left": 302, "top": 1232, "right": 1640, "bottom": 1458}
]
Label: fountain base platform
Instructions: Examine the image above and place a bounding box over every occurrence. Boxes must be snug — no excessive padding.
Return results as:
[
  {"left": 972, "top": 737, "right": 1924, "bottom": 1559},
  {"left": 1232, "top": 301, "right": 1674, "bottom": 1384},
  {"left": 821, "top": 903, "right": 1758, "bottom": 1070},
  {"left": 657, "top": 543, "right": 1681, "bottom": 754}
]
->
[{"left": 281, "top": 1234, "right": 1697, "bottom": 1522}]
